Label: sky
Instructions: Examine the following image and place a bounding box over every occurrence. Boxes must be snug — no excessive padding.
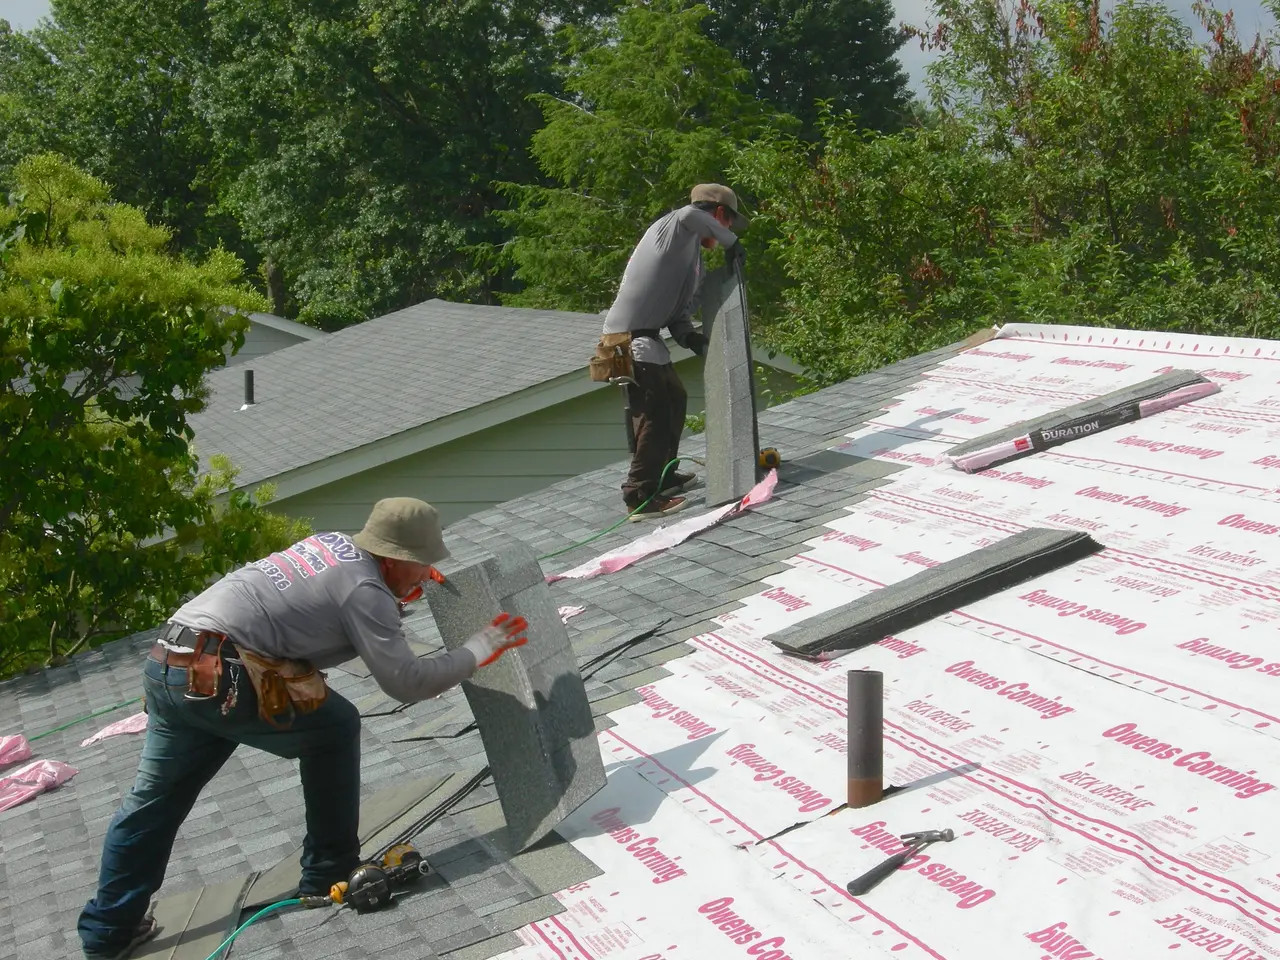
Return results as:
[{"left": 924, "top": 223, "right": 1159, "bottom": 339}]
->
[
  {"left": 893, "top": 0, "right": 1278, "bottom": 92},
  {"left": 3, "top": 0, "right": 1277, "bottom": 96}
]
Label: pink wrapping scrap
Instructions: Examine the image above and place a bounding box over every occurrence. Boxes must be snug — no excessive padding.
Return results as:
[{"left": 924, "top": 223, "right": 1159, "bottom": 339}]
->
[
  {"left": 0, "top": 759, "right": 78, "bottom": 813},
  {"left": 547, "top": 470, "right": 779, "bottom": 583},
  {"left": 558, "top": 606, "right": 586, "bottom": 623},
  {"left": 80, "top": 712, "right": 149, "bottom": 747},
  {"left": 0, "top": 735, "right": 32, "bottom": 770}
]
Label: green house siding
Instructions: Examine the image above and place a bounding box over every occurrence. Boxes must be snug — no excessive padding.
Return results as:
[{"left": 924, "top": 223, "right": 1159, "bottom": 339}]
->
[{"left": 274, "top": 357, "right": 793, "bottom": 534}]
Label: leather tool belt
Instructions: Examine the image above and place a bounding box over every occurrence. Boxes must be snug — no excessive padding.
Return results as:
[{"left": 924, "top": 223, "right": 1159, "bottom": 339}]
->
[
  {"left": 154, "top": 624, "right": 329, "bottom": 729},
  {"left": 589, "top": 332, "right": 634, "bottom": 383}
]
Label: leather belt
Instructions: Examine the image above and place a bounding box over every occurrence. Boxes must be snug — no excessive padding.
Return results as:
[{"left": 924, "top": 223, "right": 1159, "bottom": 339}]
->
[
  {"left": 149, "top": 641, "right": 241, "bottom": 665},
  {"left": 631, "top": 328, "right": 661, "bottom": 340},
  {"left": 150, "top": 643, "right": 198, "bottom": 667},
  {"left": 149, "top": 626, "right": 239, "bottom": 668}
]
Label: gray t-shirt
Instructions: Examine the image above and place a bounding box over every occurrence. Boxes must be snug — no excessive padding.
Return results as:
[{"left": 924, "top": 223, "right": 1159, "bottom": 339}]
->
[
  {"left": 603, "top": 205, "right": 737, "bottom": 365},
  {"left": 171, "top": 532, "right": 476, "bottom": 703}
]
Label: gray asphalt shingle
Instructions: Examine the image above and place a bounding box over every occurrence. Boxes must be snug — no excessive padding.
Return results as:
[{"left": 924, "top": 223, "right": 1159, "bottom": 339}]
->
[
  {"left": 188, "top": 300, "right": 607, "bottom": 488},
  {"left": 0, "top": 338, "right": 968, "bottom": 960}
]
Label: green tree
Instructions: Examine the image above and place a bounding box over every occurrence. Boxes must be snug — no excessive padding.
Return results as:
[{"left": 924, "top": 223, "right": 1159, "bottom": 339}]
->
[
  {"left": 0, "top": 154, "right": 307, "bottom": 676},
  {"left": 495, "top": 0, "right": 797, "bottom": 316},
  {"left": 199, "top": 0, "right": 612, "bottom": 329},
  {"left": 703, "top": 0, "right": 913, "bottom": 137},
  {"left": 0, "top": 3, "right": 237, "bottom": 257},
  {"left": 734, "top": 0, "right": 1280, "bottom": 384}
]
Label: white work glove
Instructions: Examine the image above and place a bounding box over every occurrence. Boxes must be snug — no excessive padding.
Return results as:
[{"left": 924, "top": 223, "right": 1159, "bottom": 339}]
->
[{"left": 463, "top": 613, "right": 529, "bottom": 668}]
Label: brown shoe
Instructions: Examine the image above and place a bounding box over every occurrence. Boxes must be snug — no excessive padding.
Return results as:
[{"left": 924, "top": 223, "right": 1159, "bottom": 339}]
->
[
  {"left": 627, "top": 496, "right": 687, "bottom": 522},
  {"left": 661, "top": 471, "right": 697, "bottom": 496}
]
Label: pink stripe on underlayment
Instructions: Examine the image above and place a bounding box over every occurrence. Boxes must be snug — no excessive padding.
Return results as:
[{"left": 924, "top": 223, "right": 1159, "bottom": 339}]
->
[
  {"left": 601, "top": 728, "right": 949, "bottom": 960},
  {"left": 548, "top": 916, "right": 596, "bottom": 960},
  {"left": 601, "top": 729, "right": 762, "bottom": 840},
  {"left": 792, "top": 554, "right": 1280, "bottom": 727},
  {"left": 871, "top": 484, "right": 1280, "bottom": 603},
  {"left": 1042, "top": 450, "right": 1271, "bottom": 491},
  {"left": 951, "top": 609, "right": 1280, "bottom": 728},
  {"left": 1010, "top": 338, "right": 1280, "bottom": 361},
  {"left": 702, "top": 633, "right": 1280, "bottom": 926},
  {"left": 880, "top": 725, "right": 1280, "bottom": 932},
  {"left": 764, "top": 835, "right": 952, "bottom": 960},
  {"left": 531, "top": 920, "right": 573, "bottom": 960}
]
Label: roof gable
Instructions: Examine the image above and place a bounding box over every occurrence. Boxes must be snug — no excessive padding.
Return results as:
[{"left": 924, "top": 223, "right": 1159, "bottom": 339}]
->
[
  {"left": 245, "top": 312, "right": 329, "bottom": 342},
  {"left": 189, "top": 299, "right": 608, "bottom": 489}
]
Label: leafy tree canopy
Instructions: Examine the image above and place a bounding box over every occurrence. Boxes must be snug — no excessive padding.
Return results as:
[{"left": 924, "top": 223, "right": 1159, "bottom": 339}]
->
[
  {"left": 703, "top": 0, "right": 913, "bottom": 136},
  {"left": 495, "top": 0, "right": 798, "bottom": 316},
  {"left": 199, "top": 0, "right": 614, "bottom": 328},
  {"left": 0, "top": 154, "right": 307, "bottom": 676},
  {"left": 0, "top": 1, "right": 235, "bottom": 256},
  {"left": 734, "top": 0, "right": 1280, "bottom": 383}
]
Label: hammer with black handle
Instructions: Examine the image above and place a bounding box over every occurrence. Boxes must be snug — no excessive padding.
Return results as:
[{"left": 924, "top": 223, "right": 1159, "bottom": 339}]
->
[{"left": 846, "top": 828, "right": 955, "bottom": 897}]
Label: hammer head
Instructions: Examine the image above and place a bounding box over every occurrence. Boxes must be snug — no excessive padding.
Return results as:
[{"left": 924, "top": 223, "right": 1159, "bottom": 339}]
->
[{"left": 901, "top": 828, "right": 955, "bottom": 844}]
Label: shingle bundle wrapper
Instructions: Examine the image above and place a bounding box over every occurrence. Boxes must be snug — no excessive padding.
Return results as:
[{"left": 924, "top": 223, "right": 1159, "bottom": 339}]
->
[
  {"left": 945, "top": 370, "right": 1220, "bottom": 473},
  {"left": 769, "top": 528, "right": 1102, "bottom": 658}
]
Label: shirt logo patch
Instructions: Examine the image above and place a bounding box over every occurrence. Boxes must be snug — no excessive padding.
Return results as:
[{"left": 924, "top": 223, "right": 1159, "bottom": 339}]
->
[{"left": 251, "top": 533, "right": 364, "bottom": 591}]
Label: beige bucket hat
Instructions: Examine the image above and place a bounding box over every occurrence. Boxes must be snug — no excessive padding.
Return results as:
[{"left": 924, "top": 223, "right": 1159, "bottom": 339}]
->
[
  {"left": 690, "top": 183, "right": 750, "bottom": 232},
  {"left": 353, "top": 497, "right": 450, "bottom": 567}
]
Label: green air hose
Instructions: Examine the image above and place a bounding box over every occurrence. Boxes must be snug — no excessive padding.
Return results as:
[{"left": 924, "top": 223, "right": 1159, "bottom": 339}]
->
[
  {"left": 537, "top": 456, "right": 701, "bottom": 562},
  {"left": 203, "top": 898, "right": 303, "bottom": 960},
  {"left": 30, "top": 697, "right": 142, "bottom": 741}
]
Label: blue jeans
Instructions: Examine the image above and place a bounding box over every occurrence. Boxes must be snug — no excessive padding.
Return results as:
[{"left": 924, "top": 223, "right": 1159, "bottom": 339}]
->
[{"left": 77, "top": 650, "right": 361, "bottom": 955}]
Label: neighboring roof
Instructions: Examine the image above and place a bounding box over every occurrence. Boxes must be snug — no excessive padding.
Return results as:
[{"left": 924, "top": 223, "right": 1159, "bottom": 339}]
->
[
  {"left": 188, "top": 299, "right": 609, "bottom": 493},
  {"left": 9, "top": 322, "right": 1276, "bottom": 960},
  {"left": 246, "top": 312, "right": 330, "bottom": 341}
]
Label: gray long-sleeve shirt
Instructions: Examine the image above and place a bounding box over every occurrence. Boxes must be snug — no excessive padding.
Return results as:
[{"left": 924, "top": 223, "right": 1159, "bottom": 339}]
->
[
  {"left": 171, "top": 532, "right": 476, "bottom": 703},
  {"left": 603, "top": 205, "right": 738, "bottom": 365}
]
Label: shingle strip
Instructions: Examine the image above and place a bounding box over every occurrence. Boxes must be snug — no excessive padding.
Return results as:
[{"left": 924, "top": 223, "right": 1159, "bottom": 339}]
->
[{"left": 769, "top": 528, "right": 1103, "bottom": 657}]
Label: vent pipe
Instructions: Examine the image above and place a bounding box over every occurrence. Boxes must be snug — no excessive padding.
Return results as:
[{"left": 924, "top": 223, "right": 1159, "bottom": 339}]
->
[
  {"left": 847, "top": 669, "right": 884, "bottom": 808},
  {"left": 241, "top": 369, "right": 255, "bottom": 410}
]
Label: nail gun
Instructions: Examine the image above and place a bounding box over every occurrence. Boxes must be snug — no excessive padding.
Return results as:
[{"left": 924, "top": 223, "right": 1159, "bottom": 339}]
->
[{"left": 300, "top": 843, "right": 431, "bottom": 913}]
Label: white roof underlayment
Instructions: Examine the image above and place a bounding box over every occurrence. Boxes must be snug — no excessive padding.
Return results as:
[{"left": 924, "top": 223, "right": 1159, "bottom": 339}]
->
[{"left": 492, "top": 323, "right": 1280, "bottom": 960}]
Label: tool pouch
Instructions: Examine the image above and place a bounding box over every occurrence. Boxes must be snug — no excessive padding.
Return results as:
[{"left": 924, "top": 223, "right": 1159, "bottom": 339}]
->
[
  {"left": 234, "top": 645, "right": 329, "bottom": 729},
  {"left": 588, "top": 332, "right": 633, "bottom": 383},
  {"left": 184, "top": 633, "right": 226, "bottom": 701}
]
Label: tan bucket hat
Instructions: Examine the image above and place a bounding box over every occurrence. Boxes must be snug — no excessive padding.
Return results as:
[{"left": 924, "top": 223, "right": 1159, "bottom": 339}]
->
[
  {"left": 690, "top": 183, "right": 749, "bottom": 231},
  {"left": 352, "top": 497, "right": 450, "bottom": 567}
]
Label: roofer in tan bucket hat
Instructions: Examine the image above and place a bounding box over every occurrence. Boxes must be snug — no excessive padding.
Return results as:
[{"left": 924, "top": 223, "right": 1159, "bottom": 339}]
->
[
  {"left": 599, "top": 183, "right": 749, "bottom": 520},
  {"left": 79, "top": 498, "right": 526, "bottom": 959}
]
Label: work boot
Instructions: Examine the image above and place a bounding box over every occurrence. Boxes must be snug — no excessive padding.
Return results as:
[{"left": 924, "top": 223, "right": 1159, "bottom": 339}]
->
[
  {"left": 627, "top": 496, "right": 687, "bottom": 522},
  {"left": 82, "top": 908, "right": 160, "bottom": 960},
  {"left": 660, "top": 471, "right": 697, "bottom": 496}
]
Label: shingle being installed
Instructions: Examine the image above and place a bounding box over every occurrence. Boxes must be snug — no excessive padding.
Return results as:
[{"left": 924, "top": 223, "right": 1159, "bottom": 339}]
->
[
  {"left": 702, "top": 260, "right": 762, "bottom": 506},
  {"left": 423, "top": 537, "right": 606, "bottom": 853}
]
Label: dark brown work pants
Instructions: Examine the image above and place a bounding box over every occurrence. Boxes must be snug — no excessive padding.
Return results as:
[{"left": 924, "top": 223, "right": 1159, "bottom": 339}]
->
[{"left": 622, "top": 361, "right": 688, "bottom": 508}]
